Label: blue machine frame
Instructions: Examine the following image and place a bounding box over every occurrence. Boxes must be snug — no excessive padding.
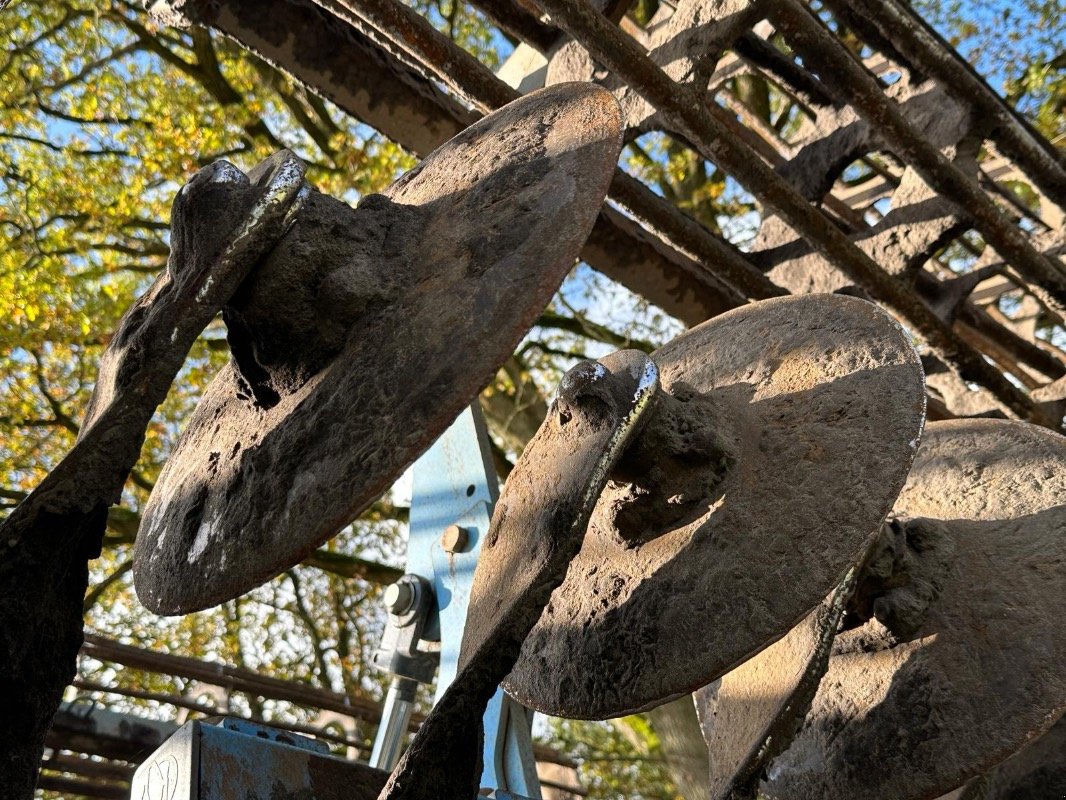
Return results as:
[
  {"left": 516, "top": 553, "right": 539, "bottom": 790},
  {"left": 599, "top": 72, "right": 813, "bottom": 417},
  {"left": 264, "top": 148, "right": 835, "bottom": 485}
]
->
[{"left": 403, "top": 404, "right": 542, "bottom": 797}]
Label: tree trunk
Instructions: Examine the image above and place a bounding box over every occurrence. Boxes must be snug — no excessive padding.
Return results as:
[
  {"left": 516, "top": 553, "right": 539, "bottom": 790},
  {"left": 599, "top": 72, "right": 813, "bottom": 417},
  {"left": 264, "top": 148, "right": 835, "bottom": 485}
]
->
[{"left": 648, "top": 695, "right": 711, "bottom": 800}]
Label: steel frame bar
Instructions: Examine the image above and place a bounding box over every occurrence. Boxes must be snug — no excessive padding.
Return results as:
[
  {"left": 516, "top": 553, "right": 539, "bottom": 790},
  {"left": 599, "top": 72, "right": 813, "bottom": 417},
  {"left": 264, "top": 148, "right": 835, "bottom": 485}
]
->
[
  {"left": 716, "top": 33, "right": 1066, "bottom": 385},
  {"left": 182, "top": 0, "right": 746, "bottom": 324},
  {"left": 309, "top": 0, "right": 784, "bottom": 302},
  {"left": 468, "top": 0, "right": 558, "bottom": 51},
  {"left": 148, "top": 0, "right": 1066, "bottom": 426},
  {"left": 828, "top": 0, "right": 1066, "bottom": 209},
  {"left": 769, "top": 0, "right": 1066, "bottom": 314},
  {"left": 306, "top": 0, "right": 1057, "bottom": 425},
  {"left": 520, "top": 0, "right": 1051, "bottom": 424}
]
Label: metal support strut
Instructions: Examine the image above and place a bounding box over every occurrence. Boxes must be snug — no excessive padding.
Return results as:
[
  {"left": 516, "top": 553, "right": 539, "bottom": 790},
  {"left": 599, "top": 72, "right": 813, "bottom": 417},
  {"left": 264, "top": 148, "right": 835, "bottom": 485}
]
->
[{"left": 369, "top": 404, "right": 542, "bottom": 797}]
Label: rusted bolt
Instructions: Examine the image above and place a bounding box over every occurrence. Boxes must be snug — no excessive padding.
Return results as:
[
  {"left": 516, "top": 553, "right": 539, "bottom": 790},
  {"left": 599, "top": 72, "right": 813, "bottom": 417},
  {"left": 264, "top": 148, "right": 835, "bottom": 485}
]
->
[
  {"left": 441, "top": 524, "right": 469, "bottom": 553},
  {"left": 383, "top": 581, "right": 415, "bottom": 615}
]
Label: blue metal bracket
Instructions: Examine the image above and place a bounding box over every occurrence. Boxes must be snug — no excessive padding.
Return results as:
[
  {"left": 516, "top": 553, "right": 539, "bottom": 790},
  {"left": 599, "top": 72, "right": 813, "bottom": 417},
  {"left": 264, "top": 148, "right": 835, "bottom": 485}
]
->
[{"left": 406, "top": 404, "right": 542, "bottom": 798}]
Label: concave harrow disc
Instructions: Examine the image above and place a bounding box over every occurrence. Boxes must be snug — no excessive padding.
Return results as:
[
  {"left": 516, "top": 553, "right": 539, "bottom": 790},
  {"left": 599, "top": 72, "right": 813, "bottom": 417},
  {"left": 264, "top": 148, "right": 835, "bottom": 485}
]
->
[
  {"left": 135, "top": 83, "right": 623, "bottom": 614},
  {"left": 762, "top": 419, "right": 1066, "bottom": 800},
  {"left": 505, "top": 293, "right": 927, "bottom": 719}
]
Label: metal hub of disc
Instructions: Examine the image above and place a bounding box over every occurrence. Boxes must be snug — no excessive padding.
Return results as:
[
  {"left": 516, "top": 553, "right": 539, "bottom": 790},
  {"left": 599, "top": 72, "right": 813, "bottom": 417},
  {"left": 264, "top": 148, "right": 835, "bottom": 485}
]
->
[
  {"left": 503, "top": 293, "right": 927, "bottom": 719},
  {"left": 135, "top": 83, "right": 623, "bottom": 614},
  {"left": 762, "top": 418, "right": 1066, "bottom": 800}
]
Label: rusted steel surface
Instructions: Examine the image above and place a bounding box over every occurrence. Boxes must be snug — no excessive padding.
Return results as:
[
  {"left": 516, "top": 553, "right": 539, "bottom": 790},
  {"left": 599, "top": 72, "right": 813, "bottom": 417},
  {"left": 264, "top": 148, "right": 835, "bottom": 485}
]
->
[
  {"left": 469, "top": 0, "right": 558, "bottom": 52},
  {"left": 135, "top": 84, "right": 624, "bottom": 613},
  {"left": 945, "top": 714, "right": 1066, "bottom": 800},
  {"left": 380, "top": 352, "right": 658, "bottom": 800},
  {"left": 826, "top": 0, "right": 1066, "bottom": 209},
  {"left": 151, "top": 0, "right": 477, "bottom": 156},
  {"left": 763, "top": 419, "right": 1066, "bottom": 800},
  {"left": 307, "top": 0, "right": 783, "bottom": 308},
  {"left": 152, "top": 0, "right": 1066, "bottom": 426},
  {"left": 505, "top": 294, "right": 926, "bottom": 719},
  {"left": 769, "top": 1, "right": 1066, "bottom": 315}
]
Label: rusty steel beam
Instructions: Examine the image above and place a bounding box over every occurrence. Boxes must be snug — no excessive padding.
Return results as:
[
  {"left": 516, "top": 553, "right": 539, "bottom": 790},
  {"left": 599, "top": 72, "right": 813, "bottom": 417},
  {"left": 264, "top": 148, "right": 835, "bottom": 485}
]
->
[
  {"left": 310, "top": 0, "right": 516, "bottom": 111},
  {"left": 718, "top": 40, "right": 1066, "bottom": 387},
  {"left": 71, "top": 678, "right": 373, "bottom": 755},
  {"left": 83, "top": 634, "right": 382, "bottom": 722},
  {"left": 42, "top": 752, "right": 133, "bottom": 783},
  {"left": 959, "top": 305, "right": 1066, "bottom": 382},
  {"left": 827, "top": 0, "right": 1066, "bottom": 210},
  {"left": 585, "top": 207, "right": 749, "bottom": 321},
  {"left": 608, "top": 171, "right": 783, "bottom": 300},
  {"left": 522, "top": 0, "right": 1052, "bottom": 426},
  {"left": 770, "top": 1, "right": 1066, "bottom": 316},
  {"left": 78, "top": 635, "right": 576, "bottom": 769},
  {"left": 36, "top": 774, "right": 127, "bottom": 800},
  {"left": 468, "top": 0, "right": 558, "bottom": 51},
  {"left": 157, "top": 0, "right": 477, "bottom": 157},
  {"left": 152, "top": 0, "right": 1063, "bottom": 422}
]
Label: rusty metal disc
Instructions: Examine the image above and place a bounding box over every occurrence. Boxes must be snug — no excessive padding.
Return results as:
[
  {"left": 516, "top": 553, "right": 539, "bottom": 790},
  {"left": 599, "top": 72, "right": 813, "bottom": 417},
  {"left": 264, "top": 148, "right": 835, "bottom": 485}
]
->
[
  {"left": 761, "top": 418, "right": 1066, "bottom": 800},
  {"left": 694, "top": 569, "right": 858, "bottom": 800},
  {"left": 943, "top": 713, "right": 1066, "bottom": 800},
  {"left": 134, "top": 83, "right": 623, "bottom": 614},
  {"left": 505, "top": 293, "right": 927, "bottom": 718}
]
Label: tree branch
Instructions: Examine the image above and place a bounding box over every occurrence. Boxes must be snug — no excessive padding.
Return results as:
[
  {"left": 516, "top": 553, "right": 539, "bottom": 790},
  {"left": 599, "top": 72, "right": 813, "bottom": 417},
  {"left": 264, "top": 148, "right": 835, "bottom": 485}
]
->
[
  {"left": 83, "top": 560, "right": 133, "bottom": 613},
  {"left": 30, "top": 350, "right": 80, "bottom": 436},
  {"left": 286, "top": 570, "right": 334, "bottom": 689},
  {"left": 301, "top": 550, "right": 403, "bottom": 585},
  {"left": 536, "top": 310, "right": 656, "bottom": 353}
]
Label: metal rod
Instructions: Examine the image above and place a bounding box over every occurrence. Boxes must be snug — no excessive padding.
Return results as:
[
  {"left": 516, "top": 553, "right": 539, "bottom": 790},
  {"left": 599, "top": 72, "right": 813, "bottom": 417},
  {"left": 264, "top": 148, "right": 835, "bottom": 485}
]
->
[
  {"left": 71, "top": 678, "right": 372, "bottom": 754},
  {"left": 716, "top": 40, "right": 1064, "bottom": 383},
  {"left": 369, "top": 677, "right": 418, "bottom": 771},
  {"left": 312, "top": 0, "right": 787, "bottom": 301},
  {"left": 77, "top": 634, "right": 576, "bottom": 768},
  {"left": 159, "top": 0, "right": 1064, "bottom": 422},
  {"left": 468, "top": 0, "right": 558, "bottom": 51},
  {"left": 82, "top": 634, "right": 381, "bottom": 722},
  {"left": 827, "top": 0, "right": 1066, "bottom": 209}
]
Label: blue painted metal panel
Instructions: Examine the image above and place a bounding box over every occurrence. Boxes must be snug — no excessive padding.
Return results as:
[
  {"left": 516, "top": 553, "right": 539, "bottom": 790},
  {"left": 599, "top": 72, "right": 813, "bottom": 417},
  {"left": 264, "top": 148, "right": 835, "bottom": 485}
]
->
[
  {"left": 407, "top": 404, "right": 497, "bottom": 647},
  {"left": 407, "top": 403, "right": 541, "bottom": 798}
]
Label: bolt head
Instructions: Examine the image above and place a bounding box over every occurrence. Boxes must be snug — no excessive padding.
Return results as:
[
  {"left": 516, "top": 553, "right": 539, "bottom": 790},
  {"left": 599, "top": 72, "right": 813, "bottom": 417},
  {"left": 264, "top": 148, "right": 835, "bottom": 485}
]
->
[
  {"left": 440, "top": 524, "right": 469, "bottom": 553},
  {"left": 383, "top": 581, "right": 415, "bottom": 615}
]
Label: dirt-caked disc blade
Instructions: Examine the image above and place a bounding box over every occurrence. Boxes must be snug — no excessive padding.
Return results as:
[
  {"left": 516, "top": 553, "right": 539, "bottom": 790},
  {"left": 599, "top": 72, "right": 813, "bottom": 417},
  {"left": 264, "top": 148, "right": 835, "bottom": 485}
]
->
[
  {"left": 135, "top": 83, "right": 623, "bottom": 614},
  {"left": 504, "top": 293, "right": 927, "bottom": 719},
  {"left": 762, "top": 419, "right": 1066, "bottom": 800},
  {"left": 936, "top": 714, "right": 1065, "bottom": 800},
  {"left": 694, "top": 569, "right": 859, "bottom": 800}
]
